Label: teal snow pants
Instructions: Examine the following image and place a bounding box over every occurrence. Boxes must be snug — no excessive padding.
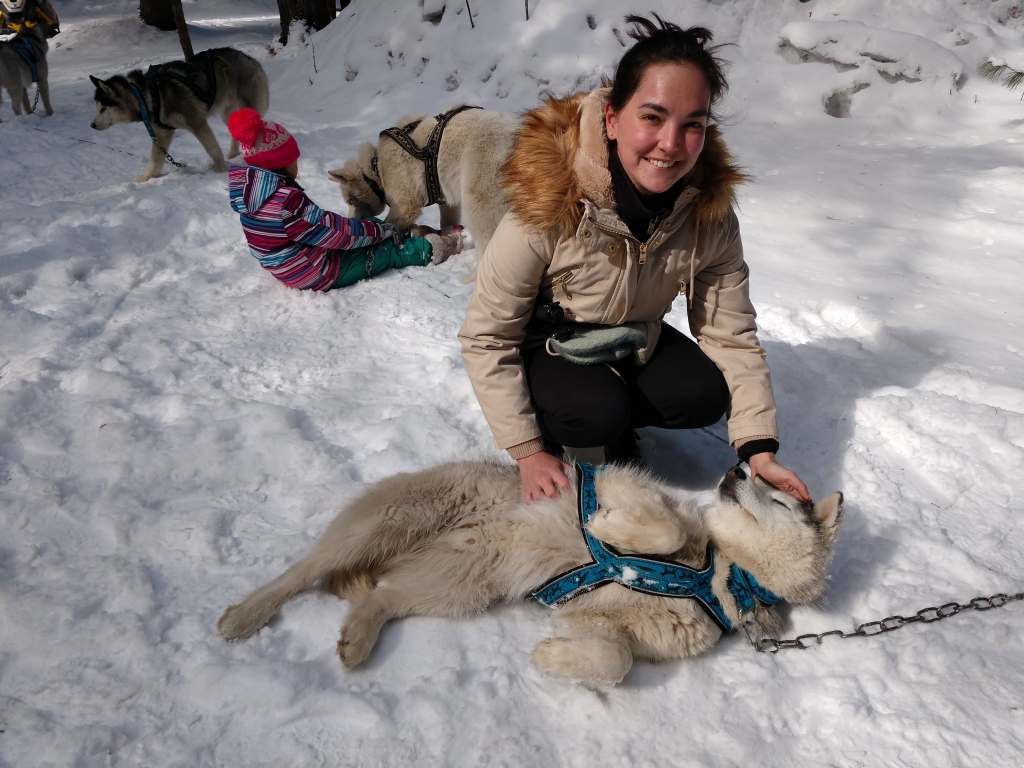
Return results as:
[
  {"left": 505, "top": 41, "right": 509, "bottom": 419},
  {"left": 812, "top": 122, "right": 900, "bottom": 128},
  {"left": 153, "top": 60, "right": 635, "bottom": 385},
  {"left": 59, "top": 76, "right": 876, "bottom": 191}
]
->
[{"left": 329, "top": 237, "right": 434, "bottom": 289}]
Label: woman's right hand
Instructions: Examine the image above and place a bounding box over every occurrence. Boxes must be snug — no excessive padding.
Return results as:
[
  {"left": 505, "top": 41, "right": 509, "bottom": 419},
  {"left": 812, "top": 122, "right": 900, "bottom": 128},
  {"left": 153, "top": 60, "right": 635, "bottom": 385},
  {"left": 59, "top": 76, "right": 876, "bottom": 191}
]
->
[{"left": 517, "top": 451, "right": 572, "bottom": 503}]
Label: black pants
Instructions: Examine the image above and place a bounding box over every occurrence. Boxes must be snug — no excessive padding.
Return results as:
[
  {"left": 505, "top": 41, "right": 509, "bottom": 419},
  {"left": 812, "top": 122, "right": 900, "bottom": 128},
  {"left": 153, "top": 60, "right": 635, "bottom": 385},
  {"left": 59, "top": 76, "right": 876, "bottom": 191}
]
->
[{"left": 522, "top": 323, "right": 729, "bottom": 447}]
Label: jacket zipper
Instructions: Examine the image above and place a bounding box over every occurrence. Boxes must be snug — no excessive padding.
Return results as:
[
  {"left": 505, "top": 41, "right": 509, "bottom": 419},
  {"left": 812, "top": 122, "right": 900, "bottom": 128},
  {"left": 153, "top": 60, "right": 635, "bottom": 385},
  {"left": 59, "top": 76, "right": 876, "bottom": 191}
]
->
[
  {"left": 590, "top": 219, "right": 665, "bottom": 314},
  {"left": 552, "top": 270, "right": 575, "bottom": 300}
]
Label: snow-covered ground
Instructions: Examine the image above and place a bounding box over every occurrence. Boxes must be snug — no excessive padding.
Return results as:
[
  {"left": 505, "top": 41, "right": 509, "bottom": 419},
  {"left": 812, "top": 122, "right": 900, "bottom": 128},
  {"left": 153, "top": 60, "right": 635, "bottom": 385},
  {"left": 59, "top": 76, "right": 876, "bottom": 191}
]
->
[{"left": 2, "top": 0, "right": 1023, "bottom": 764}]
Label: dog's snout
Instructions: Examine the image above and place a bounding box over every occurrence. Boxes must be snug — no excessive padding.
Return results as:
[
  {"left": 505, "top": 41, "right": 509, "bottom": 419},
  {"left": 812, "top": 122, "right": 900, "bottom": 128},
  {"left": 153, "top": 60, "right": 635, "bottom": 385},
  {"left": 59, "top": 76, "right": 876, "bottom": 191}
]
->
[{"left": 727, "top": 464, "right": 747, "bottom": 481}]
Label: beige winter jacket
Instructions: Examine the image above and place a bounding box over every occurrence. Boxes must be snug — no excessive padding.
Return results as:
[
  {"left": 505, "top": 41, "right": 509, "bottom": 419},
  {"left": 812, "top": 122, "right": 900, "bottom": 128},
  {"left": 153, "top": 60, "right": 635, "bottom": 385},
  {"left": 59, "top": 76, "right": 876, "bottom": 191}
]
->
[{"left": 459, "top": 88, "right": 779, "bottom": 458}]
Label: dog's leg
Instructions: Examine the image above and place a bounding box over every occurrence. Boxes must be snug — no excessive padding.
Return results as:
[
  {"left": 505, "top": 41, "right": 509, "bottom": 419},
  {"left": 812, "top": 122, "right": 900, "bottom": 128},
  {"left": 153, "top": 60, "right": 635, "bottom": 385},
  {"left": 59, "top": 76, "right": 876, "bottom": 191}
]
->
[
  {"left": 217, "top": 554, "right": 329, "bottom": 641},
  {"left": 192, "top": 121, "right": 229, "bottom": 173},
  {"left": 439, "top": 203, "right": 461, "bottom": 230},
  {"left": 8, "top": 86, "right": 23, "bottom": 116},
  {"left": 585, "top": 504, "right": 689, "bottom": 555},
  {"left": 338, "top": 552, "right": 495, "bottom": 668},
  {"left": 20, "top": 88, "right": 31, "bottom": 114},
  {"left": 136, "top": 128, "right": 173, "bottom": 182},
  {"left": 38, "top": 76, "right": 53, "bottom": 117},
  {"left": 528, "top": 622, "right": 630, "bottom": 688}
]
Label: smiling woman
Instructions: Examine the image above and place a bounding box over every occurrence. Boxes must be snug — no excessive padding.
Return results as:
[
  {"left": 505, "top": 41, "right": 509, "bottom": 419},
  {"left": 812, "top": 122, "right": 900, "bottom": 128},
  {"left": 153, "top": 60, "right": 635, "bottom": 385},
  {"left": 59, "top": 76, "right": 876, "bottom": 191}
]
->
[{"left": 459, "top": 14, "right": 812, "bottom": 503}]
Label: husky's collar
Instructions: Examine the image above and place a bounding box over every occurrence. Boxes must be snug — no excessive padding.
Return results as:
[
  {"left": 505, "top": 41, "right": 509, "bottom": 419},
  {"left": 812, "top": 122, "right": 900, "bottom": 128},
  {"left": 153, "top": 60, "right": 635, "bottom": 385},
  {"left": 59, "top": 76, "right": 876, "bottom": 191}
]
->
[{"left": 532, "top": 463, "right": 780, "bottom": 632}]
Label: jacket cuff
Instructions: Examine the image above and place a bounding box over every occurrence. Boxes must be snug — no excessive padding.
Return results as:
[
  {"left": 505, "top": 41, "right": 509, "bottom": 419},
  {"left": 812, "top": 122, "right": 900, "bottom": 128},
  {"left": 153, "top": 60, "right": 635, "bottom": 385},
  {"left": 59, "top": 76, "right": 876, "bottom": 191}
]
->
[
  {"left": 736, "top": 438, "right": 780, "bottom": 464},
  {"left": 507, "top": 438, "right": 546, "bottom": 460}
]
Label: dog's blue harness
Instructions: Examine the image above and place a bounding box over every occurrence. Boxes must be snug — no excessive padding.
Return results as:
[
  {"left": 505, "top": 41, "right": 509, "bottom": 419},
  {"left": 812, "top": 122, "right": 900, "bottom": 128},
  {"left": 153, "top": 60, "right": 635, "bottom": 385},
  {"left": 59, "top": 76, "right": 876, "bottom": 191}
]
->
[
  {"left": 531, "top": 463, "right": 781, "bottom": 632},
  {"left": 8, "top": 37, "right": 38, "bottom": 83}
]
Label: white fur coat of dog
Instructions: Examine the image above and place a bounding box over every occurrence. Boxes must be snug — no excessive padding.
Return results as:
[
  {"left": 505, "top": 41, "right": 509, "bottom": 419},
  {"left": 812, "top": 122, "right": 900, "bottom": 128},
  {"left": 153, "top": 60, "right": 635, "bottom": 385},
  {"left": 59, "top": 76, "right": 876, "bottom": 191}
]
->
[
  {"left": 219, "top": 462, "right": 842, "bottom": 686},
  {"left": 328, "top": 107, "right": 520, "bottom": 257}
]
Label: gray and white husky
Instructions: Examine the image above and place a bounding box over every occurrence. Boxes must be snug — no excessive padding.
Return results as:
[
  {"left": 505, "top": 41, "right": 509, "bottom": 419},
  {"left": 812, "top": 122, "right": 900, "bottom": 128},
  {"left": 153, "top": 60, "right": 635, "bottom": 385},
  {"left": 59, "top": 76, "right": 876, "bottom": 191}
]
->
[
  {"left": 219, "top": 462, "right": 843, "bottom": 686},
  {"left": 89, "top": 47, "right": 269, "bottom": 182},
  {"left": 0, "top": 2, "right": 56, "bottom": 121}
]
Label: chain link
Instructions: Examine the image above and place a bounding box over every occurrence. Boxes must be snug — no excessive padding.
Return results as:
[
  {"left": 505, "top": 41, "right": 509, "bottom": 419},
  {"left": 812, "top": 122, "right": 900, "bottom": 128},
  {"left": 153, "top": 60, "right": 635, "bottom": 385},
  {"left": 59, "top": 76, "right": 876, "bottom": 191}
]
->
[{"left": 753, "top": 591, "right": 1024, "bottom": 653}]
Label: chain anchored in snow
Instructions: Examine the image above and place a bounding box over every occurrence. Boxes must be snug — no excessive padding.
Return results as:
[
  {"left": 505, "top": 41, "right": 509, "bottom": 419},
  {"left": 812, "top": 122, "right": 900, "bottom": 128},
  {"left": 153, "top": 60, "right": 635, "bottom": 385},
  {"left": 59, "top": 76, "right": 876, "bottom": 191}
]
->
[{"left": 751, "top": 591, "right": 1024, "bottom": 653}]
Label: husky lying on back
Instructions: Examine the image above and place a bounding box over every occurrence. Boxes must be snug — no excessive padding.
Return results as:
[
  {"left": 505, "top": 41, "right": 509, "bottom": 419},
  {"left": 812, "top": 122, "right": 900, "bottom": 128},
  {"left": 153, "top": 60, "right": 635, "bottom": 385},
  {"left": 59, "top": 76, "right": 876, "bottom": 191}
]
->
[
  {"left": 219, "top": 462, "right": 842, "bottom": 686},
  {"left": 89, "top": 47, "right": 269, "bottom": 182},
  {"left": 0, "top": 0, "right": 59, "bottom": 121},
  {"left": 328, "top": 107, "right": 520, "bottom": 258}
]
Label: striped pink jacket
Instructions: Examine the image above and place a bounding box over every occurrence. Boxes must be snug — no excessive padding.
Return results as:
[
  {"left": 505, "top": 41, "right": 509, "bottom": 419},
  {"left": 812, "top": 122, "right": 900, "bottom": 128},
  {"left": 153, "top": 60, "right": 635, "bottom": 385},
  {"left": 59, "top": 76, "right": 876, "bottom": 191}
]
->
[{"left": 229, "top": 165, "right": 385, "bottom": 290}]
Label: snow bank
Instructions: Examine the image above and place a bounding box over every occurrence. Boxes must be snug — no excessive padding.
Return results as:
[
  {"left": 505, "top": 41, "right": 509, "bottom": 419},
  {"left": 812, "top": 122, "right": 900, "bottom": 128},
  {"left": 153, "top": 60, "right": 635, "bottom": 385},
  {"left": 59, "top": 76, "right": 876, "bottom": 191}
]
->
[{"left": 780, "top": 20, "right": 966, "bottom": 88}]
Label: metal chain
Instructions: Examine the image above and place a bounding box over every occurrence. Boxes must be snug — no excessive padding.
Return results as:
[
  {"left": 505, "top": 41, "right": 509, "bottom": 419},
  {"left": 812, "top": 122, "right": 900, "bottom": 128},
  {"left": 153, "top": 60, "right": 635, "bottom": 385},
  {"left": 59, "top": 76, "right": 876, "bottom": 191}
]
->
[
  {"left": 152, "top": 137, "right": 186, "bottom": 169},
  {"left": 753, "top": 591, "right": 1024, "bottom": 653}
]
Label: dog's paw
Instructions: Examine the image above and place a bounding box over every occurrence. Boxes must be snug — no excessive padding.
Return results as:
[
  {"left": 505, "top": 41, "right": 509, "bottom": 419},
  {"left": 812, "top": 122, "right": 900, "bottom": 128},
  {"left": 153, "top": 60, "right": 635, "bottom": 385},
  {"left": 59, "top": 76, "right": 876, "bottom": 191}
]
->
[
  {"left": 213, "top": 161, "right": 229, "bottom": 173},
  {"left": 217, "top": 603, "right": 263, "bottom": 642},
  {"left": 586, "top": 506, "right": 686, "bottom": 555},
  {"left": 337, "top": 625, "right": 376, "bottom": 668},
  {"left": 531, "top": 637, "right": 631, "bottom": 685},
  {"left": 134, "top": 172, "right": 156, "bottom": 183}
]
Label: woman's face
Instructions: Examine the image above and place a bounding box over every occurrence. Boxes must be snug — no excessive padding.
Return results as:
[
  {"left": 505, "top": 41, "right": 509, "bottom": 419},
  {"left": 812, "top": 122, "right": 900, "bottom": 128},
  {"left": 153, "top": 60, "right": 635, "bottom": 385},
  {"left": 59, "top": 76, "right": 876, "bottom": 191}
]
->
[{"left": 604, "top": 61, "right": 712, "bottom": 198}]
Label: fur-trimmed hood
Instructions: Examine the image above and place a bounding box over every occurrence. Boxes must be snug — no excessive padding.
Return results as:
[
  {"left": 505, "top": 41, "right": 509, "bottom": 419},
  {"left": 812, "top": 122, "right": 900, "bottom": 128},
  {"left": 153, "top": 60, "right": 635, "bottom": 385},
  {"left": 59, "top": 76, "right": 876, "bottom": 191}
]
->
[{"left": 502, "top": 88, "right": 749, "bottom": 237}]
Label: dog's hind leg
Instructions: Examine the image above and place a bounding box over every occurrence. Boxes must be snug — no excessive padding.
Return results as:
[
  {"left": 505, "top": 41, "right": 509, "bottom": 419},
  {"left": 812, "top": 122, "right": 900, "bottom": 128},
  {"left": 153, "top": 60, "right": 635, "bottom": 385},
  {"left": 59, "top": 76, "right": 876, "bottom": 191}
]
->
[
  {"left": 192, "top": 121, "right": 228, "bottom": 173},
  {"left": 38, "top": 76, "right": 53, "bottom": 116},
  {"left": 218, "top": 553, "right": 331, "bottom": 641},
  {"left": 337, "top": 549, "right": 496, "bottom": 668},
  {"left": 20, "top": 87, "right": 31, "bottom": 114}
]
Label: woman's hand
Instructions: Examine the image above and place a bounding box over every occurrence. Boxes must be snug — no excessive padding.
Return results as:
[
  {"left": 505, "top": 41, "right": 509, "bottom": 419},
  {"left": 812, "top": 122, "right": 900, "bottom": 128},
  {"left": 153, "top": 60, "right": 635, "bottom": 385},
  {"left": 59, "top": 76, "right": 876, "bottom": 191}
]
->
[
  {"left": 748, "top": 453, "right": 811, "bottom": 503},
  {"left": 517, "top": 451, "right": 572, "bottom": 503}
]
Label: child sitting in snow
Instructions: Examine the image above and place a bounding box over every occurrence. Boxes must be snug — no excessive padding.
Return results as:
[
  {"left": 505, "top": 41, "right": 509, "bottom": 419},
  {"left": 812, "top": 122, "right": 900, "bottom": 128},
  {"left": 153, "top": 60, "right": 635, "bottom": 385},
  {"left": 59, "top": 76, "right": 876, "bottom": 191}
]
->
[{"left": 226, "top": 109, "right": 465, "bottom": 291}]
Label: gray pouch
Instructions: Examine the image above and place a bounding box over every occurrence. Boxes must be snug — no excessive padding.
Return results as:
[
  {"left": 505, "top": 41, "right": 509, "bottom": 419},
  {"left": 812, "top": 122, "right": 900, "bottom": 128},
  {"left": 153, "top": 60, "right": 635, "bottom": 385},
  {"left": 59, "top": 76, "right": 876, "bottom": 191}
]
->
[{"left": 548, "top": 322, "right": 648, "bottom": 365}]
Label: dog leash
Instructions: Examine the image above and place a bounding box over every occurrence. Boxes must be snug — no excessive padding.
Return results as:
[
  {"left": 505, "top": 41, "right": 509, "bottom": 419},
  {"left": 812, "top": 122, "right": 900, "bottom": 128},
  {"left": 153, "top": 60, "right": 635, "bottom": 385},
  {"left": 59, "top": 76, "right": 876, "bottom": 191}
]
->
[
  {"left": 750, "top": 590, "right": 1024, "bottom": 653},
  {"left": 379, "top": 105, "right": 482, "bottom": 206},
  {"left": 31, "top": 127, "right": 141, "bottom": 158}
]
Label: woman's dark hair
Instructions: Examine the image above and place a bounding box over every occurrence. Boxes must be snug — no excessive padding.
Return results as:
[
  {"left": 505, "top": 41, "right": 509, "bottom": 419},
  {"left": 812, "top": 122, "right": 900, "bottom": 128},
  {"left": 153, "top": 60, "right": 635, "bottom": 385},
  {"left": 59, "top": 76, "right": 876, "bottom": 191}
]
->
[{"left": 608, "top": 14, "right": 729, "bottom": 119}]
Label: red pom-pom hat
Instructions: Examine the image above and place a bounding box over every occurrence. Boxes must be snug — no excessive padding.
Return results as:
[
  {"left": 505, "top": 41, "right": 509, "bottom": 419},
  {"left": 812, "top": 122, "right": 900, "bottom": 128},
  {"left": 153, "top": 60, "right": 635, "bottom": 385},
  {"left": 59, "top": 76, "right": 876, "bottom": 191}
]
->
[{"left": 227, "top": 109, "right": 300, "bottom": 170}]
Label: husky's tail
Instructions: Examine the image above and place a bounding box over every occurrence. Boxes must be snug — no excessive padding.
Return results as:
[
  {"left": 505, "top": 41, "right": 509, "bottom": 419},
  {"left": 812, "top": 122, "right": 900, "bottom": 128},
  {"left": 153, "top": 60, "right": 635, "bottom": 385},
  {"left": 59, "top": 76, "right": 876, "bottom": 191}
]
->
[{"left": 217, "top": 463, "right": 487, "bottom": 641}]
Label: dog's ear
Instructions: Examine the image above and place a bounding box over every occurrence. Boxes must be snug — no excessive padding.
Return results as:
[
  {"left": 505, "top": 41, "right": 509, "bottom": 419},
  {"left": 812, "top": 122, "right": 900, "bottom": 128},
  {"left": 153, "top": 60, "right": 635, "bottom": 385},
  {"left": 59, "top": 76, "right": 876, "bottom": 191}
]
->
[
  {"left": 90, "top": 75, "right": 114, "bottom": 96},
  {"left": 328, "top": 160, "right": 361, "bottom": 186},
  {"left": 813, "top": 492, "right": 843, "bottom": 538}
]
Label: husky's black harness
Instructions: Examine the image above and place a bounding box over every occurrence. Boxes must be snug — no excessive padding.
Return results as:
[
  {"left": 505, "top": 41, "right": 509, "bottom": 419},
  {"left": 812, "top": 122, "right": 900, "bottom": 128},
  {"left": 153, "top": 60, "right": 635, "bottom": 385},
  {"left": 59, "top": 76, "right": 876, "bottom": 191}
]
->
[
  {"left": 378, "top": 104, "right": 482, "bottom": 206},
  {"left": 144, "top": 49, "right": 219, "bottom": 131},
  {"left": 7, "top": 37, "right": 39, "bottom": 83}
]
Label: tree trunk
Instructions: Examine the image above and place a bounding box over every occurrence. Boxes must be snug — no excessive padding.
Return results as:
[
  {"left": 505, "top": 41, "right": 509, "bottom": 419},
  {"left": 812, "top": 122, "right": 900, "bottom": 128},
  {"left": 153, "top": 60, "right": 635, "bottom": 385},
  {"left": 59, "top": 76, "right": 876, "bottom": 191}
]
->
[
  {"left": 277, "top": 0, "right": 341, "bottom": 45},
  {"left": 139, "top": 0, "right": 176, "bottom": 32},
  {"left": 169, "top": 0, "right": 194, "bottom": 60}
]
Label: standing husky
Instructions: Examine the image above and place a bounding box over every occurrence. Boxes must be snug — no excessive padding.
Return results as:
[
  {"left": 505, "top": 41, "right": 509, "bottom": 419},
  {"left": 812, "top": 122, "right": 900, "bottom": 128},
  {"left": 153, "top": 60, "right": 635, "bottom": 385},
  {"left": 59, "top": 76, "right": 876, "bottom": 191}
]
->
[
  {"left": 0, "top": 0, "right": 58, "bottom": 121},
  {"left": 219, "top": 463, "right": 843, "bottom": 686},
  {"left": 89, "top": 48, "right": 269, "bottom": 182},
  {"left": 328, "top": 107, "right": 520, "bottom": 257}
]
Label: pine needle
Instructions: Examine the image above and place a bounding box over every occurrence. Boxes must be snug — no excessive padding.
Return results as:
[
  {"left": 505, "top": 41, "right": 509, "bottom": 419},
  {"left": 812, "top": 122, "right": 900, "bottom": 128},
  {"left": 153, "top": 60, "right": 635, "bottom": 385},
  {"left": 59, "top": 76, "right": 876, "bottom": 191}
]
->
[{"left": 978, "top": 59, "right": 1024, "bottom": 91}]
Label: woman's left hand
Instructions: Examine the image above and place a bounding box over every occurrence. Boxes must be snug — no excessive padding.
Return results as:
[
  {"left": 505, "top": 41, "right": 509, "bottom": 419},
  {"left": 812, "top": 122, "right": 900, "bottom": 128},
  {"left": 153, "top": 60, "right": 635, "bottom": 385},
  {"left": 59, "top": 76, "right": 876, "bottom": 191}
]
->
[{"left": 748, "top": 453, "right": 811, "bottom": 503}]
